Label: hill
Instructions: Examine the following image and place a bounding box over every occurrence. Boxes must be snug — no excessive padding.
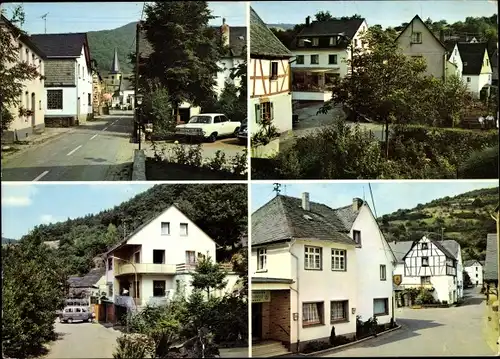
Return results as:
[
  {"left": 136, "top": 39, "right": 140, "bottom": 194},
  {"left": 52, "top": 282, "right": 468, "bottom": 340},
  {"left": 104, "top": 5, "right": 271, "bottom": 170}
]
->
[
  {"left": 19, "top": 184, "right": 247, "bottom": 276},
  {"left": 2, "top": 237, "right": 18, "bottom": 244},
  {"left": 379, "top": 186, "right": 499, "bottom": 261},
  {"left": 87, "top": 21, "right": 137, "bottom": 74},
  {"left": 267, "top": 23, "right": 296, "bottom": 30}
]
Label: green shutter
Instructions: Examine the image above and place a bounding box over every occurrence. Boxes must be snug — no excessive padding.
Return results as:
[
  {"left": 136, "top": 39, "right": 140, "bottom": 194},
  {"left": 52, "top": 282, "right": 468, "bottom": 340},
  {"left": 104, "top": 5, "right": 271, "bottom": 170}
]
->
[
  {"left": 270, "top": 102, "right": 274, "bottom": 120},
  {"left": 255, "top": 103, "right": 260, "bottom": 124}
]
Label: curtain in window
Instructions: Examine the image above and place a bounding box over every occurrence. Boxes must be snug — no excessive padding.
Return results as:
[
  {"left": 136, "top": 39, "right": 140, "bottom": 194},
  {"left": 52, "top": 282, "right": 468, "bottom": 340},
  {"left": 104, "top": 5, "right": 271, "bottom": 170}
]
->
[
  {"left": 303, "top": 303, "right": 320, "bottom": 324},
  {"left": 331, "top": 302, "right": 345, "bottom": 320},
  {"left": 373, "top": 299, "right": 387, "bottom": 315}
]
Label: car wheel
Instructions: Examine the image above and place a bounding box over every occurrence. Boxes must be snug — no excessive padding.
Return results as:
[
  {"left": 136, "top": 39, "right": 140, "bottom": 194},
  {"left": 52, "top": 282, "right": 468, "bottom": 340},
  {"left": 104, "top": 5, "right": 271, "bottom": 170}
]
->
[
  {"left": 67, "top": 318, "right": 73, "bottom": 324},
  {"left": 88, "top": 317, "right": 93, "bottom": 323},
  {"left": 233, "top": 127, "right": 240, "bottom": 137},
  {"left": 208, "top": 133, "right": 217, "bottom": 143}
]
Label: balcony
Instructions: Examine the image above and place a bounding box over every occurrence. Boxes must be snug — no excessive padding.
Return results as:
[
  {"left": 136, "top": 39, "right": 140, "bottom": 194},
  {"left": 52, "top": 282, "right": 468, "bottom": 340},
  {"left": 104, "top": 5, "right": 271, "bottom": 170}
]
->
[{"left": 115, "top": 263, "right": 177, "bottom": 276}]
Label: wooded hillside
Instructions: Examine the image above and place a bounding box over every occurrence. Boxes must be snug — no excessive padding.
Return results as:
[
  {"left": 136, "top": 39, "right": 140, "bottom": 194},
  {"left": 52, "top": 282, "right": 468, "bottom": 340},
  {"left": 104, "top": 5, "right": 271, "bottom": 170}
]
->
[
  {"left": 379, "top": 186, "right": 499, "bottom": 261},
  {"left": 20, "top": 184, "right": 247, "bottom": 276}
]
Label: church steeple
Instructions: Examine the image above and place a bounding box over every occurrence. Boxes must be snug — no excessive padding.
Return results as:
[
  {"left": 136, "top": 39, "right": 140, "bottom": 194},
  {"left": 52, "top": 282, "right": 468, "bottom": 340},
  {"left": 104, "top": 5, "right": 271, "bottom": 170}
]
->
[{"left": 110, "top": 48, "right": 120, "bottom": 74}]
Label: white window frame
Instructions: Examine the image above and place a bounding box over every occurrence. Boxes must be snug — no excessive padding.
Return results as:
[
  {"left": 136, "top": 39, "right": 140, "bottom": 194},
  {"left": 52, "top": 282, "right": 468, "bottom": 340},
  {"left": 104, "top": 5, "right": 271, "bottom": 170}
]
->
[
  {"left": 411, "top": 32, "right": 422, "bottom": 44},
  {"left": 380, "top": 264, "right": 387, "bottom": 281},
  {"left": 161, "top": 222, "right": 170, "bottom": 235},
  {"left": 257, "top": 248, "right": 267, "bottom": 271},
  {"left": 302, "top": 302, "right": 323, "bottom": 326},
  {"left": 310, "top": 54, "right": 319, "bottom": 65},
  {"left": 312, "top": 38, "right": 319, "bottom": 46},
  {"left": 331, "top": 249, "right": 346, "bottom": 271},
  {"left": 373, "top": 298, "right": 389, "bottom": 316},
  {"left": 330, "top": 300, "right": 348, "bottom": 322},
  {"left": 304, "top": 246, "right": 322, "bottom": 270},
  {"left": 180, "top": 223, "right": 188, "bottom": 236}
]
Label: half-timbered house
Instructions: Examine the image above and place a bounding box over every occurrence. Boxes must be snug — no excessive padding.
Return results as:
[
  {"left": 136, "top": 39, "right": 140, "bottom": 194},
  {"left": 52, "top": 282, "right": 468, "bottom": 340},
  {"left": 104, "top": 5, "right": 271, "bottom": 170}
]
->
[
  {"left": 249, "top": 7, "right": 293, "bottom": 135},
  {"left": 392, "top": 236, "right": 463, "bottom": 304}
]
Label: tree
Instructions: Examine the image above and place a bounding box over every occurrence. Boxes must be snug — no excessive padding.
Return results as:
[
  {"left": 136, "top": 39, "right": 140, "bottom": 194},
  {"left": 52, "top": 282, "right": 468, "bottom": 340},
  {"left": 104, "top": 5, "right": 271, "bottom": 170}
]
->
[
  {"left": 190, "top": 257, "right": 228, "bottom": 298},
  {"left": 103, "top": 223, "right": 119, "bottom": 247},
  {"left": 315, "top": 11, "right": 333, "bottom": 21},
  {"left": 0, "top": 5, "right": 43, "bottom": 133},
  {"left": 140, "top": 1, "right": 223, "bottom": 117},
  {"left": 463, "top": 270, "right": 472, "bottom": 287}
]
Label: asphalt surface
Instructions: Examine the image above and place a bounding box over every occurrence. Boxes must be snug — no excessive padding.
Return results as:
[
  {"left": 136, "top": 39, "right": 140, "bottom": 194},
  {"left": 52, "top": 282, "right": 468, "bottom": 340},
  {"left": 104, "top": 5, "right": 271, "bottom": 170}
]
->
[
  {"left": 320, "top": 288, "right": 494, "bottom": 357},
  {"left": 1, "top": 114, "right": 135, "bottom": 181}
]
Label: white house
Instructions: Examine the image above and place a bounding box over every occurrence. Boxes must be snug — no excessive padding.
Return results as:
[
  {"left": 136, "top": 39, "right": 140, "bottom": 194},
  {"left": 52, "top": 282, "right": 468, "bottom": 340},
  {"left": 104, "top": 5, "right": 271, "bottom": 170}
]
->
[
  {"left": 289, "top": 16, "right": 368, "bottom": 102},
  {"left": 249, "top": 7, "right": 293, "bottom": 135},
  {"left": 444, "top": 41, "right": 464, "bottom": 79},
  {"left": 104, "top": 204, "right": 237, "bottom": 310},
  {"left": 464, "top": 260, "right": 484, "bottom": 287},
  {"left": 251, "top": 193, "right": 395, "bottom": 356},
  {"left": 458, "top": 42, "right": 493, "bottom": 99},
  {"left": 30, "top": 33, "right": 93, "bottom": 126},
  {"left": 0, "top": 15, "right": 46, "bottom": 143},
  {"left": 389, "top": 237, "right": 463, "bottom": 305}
]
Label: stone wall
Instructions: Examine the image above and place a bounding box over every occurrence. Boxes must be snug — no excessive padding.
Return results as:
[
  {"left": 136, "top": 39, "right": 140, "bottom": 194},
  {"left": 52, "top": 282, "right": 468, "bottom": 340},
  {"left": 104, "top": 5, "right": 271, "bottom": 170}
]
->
[
  {"left": 485, "top": 286, "right": 500, "bottom": 354},
  {"left": 45, "top": 117, "right": 76, "bottom": 128}
]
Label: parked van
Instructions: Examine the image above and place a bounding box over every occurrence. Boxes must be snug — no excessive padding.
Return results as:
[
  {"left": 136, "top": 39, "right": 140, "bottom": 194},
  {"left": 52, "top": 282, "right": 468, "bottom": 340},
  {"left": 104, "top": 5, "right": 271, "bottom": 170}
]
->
[
  {"left": 65, "top": 298, "right": 89, "bottom": 307},
  {"left": 59, "top": 306, "right": 93, "bottom": 323}
]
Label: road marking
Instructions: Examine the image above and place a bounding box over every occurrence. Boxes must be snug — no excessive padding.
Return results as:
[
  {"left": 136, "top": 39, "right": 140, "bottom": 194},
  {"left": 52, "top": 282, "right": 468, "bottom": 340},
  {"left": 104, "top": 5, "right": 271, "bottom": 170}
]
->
[
  {"left": 103, "top": 127, "right": 109, "bottom": 131},
  {"left": 90, "top": 134, "right": 98, "bottom": 140},
  {"left": 33, "top": 170, "right": 49, "bottom": 181},
  {"left": 67, "top": 145, "right": 82, "bottom": 156}
]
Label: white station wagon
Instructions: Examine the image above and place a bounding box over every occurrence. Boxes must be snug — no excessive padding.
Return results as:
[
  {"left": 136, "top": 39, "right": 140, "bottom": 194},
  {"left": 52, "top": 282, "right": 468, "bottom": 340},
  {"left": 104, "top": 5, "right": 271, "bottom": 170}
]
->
[{"left": 175, "top": 113, "right": 241, "bottom": 142}]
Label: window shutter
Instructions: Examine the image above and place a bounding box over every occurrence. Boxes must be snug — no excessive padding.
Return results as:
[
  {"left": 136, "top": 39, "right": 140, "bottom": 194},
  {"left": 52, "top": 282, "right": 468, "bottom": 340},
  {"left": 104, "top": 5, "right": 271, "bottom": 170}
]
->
[
  {"left": 255, "top": 103, "right": 260, "bottom": 124},
  {"left": 270, "top": 102, "right": 274, "bottom": 120}
]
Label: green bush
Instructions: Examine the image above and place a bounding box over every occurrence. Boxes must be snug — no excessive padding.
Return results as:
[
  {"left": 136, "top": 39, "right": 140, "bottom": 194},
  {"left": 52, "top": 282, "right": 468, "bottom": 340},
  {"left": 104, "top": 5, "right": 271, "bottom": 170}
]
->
[
  {"left": 143, "top": 87, "right": 175, "bottom": 135},
  {"left": 415, "top": 289, "right": 435, "bottom": 305},
  {"left": 113, "top": 334, "right": 153, "bottom": 359},
  {"left": 302, "top": 340, "right": 332, "bottom": 354},
  {"left": 458, "top": 144, "right": 499, "bottom": 179}
]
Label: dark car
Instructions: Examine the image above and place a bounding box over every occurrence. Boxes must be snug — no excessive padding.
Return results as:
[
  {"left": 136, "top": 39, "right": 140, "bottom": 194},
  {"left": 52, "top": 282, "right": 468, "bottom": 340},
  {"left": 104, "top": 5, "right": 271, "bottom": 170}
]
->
[{"left": 237, "top": 119, "right": 247, "bottom": 145}]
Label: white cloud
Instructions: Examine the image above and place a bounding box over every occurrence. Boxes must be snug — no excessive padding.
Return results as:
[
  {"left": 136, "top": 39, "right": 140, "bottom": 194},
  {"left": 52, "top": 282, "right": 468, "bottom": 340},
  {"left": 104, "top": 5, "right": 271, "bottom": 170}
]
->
[
  {"left": 1, "top": 184, "right": 38, "bottom": 207},
  {"left": 40, "top": 214, "right": 62, "bottom": 224}
]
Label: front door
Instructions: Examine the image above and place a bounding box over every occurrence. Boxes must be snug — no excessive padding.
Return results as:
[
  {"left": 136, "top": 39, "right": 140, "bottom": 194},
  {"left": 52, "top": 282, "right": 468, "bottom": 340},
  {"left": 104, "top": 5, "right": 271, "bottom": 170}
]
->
[{"left": 252, "top": 302, "right": 263, "bottom": 341}]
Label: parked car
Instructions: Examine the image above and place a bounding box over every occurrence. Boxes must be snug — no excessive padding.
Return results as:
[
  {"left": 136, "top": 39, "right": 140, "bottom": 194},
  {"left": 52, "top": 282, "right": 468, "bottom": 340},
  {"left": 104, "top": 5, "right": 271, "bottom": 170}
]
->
[
  {"left": 59, "top": 306, "right": 93, "bottom": 324},
  {"left": 237, "top": 118, "right": 248, "bottom": 144},
  {"left": 175, "top": 113, "right": 241, "bottom": 142}
]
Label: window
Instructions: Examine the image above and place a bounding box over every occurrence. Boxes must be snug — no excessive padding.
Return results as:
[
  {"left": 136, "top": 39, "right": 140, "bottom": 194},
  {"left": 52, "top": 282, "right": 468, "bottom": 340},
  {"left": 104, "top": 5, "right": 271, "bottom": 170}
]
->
[
  {"left": 411, "top": 32, "right": 422, "bottom": 44},
  {"left": 161, "top": 222, "right": 170, "bottom": 235},
  {"left": 153, "top": 250, "right": 165, "bottom": 264},
  {"left": 304, "top": 246, "right": 322, "bottom": 270},
  {"left": 257, "top": 248, "right": 267, "bottom": 271},
  {"left": 476, "top": 267, "right": 478, "bottom": 272},
  {"left": 257, "top": 101, "right": 273, "bottom": 123},
  {"left": 331, "top": 249, "right": 346, "bottom": 271},
  {"left": 422, "top": 257, "right": 429, "bottom": 267},
  {"left": 312, "top": 38, "right": 319, "bottom": 46},
  {"left": 354, "top": 39, "right": 358, "bottom": 47},
  {"left": 421, "top": 243, "right": 428, "bottom": 250},
  {"left": 421, "top": 276, "right": 431, "bottom": 285},
  {"left": 186, "top": 250, "right": 196, "bottom": 265},
  {"left": 82, "top": 66, "right": 85, "bottom": 79},
  {"left": 153, "top": 280, "right": 166, "bottom": 297},
  {"left": 298, "top": 39, "right": 305, "bottom": 47},
  {"left": 466, "top": 77, "right": 471, "bottom": 82},
  {"left": 486, "top": 59, "right": 489, "bottom": 66},
  {"left": 214, "top": 115, "right": 222, "bottom": 123},
  {"left": 75, "top": 307, "right": 82, "bottom": 313},
  {"left": 296, "top": 55, "right": 304, "bottom": 64},
  {"left": 373, "top": 298, "right": 389, "bottom": 316},
  {"left": 270, "top": 61, "right": 278, "bottom": 80},
  {"left": 107, "top": 258, "right": 113, "bottom": 270},
  {"left": 78, "top": 64, "right": 81, "bottom": 78},
  {"left": 303, "top": 302, "right": 324, "bottom": 326},
  {"left": 25, "top": 48, "right": 29, "bottom": 64},
  {"left": 310, "top": 54, "right": 319, "bottom": 65},
  {"left": 328, "top": 54, "right": 338, "bottom": 65},
  {"left": 353, "top": 230, "right": 361, "bottom": 245},
  {"left": 380, "top": 264, "right": 387, "bottom": 281},
  {"left": 330, "top": 301, "right": 348, "bottom": 322},
  {"left": 47, "top": 90, "right": 63, "bottom": 110},
  {"left": 81, "top": 307, "right": 87, "bottom": 312},
  {"left": 454, "top": 49, "right": 457, "bottom": 56},
  {"left": 134, "top": 252, "right": 140, "bottom": 263},
  {"left": 180, "top": 223, "right": 188, "bottom": 236},
  {"left": 329, "top": 37, "right": 337, "bottom": 46},
  {"left": 476, "top": 273, "right": 478, "bottom": 278},
  {"left": 88, "top": 93, "right": 91, "bottom": 105}
]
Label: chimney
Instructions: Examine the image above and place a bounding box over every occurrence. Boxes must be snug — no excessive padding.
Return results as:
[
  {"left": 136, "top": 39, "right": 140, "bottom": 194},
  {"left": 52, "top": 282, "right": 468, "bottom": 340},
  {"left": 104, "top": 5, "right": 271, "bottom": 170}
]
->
[
  {"left": 305, "top": 16, "right": 311, "bottom": 26},
  {"left": 352, "top": 198, "right": 362, "bottom": 211},
  {"left": 222, "top": 17, "right": 226, "bottom": 25},
  {"left": 302, "top": 192, "right": 310, "bottom": 211},
  {"left": 439, "top": 30, "right": 444, "bottom": 43},
  {"left": 221, "top": 18, "right": 230, "bottom": 47}
]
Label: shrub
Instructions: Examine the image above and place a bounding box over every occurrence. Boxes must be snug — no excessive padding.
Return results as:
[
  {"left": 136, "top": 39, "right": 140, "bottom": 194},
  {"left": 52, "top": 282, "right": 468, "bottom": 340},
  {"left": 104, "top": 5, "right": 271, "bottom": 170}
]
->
[
  {"left": 206, "top": 150, "right": 227, "bottom": 171},
  {"left": 230, "top": 148, "right": 248, "bottom": 175},
  {"left": 302, "top": 340, "right": 332, "bottom": 354},
  {"left": 113, "top": 334, "right": 153, "bottom": 359},
  {"left": 142, "top": 86, "right": 175, "bottom": 134},
  {"left": 415, "top": 289, "right": 435, "bottom": 305},
  {"left": 332, "top": 335, "right": 352, "bottom": 346},
  {"left": 458, "top": 144, "right": 499, "bottom": 179}
]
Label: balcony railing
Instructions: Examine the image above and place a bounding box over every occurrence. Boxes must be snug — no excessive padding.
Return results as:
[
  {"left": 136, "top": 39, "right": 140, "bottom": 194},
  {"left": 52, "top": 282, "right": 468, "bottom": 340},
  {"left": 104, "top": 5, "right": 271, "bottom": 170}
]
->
[
  {"left": 292, "top": 83, "right": 333, "bottom": 92},
  {"left": 115, "top": 261, "right": 233, "bottom": 276}
]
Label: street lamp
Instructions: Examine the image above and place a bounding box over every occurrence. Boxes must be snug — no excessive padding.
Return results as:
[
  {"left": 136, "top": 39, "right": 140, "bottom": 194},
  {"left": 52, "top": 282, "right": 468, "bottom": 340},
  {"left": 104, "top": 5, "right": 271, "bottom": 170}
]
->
[
  {"left": 110, "top": 255, "right": 138, "bottom": 310},
  {"left": 135, "top": 93, "right": 144, "bottom": 150}
]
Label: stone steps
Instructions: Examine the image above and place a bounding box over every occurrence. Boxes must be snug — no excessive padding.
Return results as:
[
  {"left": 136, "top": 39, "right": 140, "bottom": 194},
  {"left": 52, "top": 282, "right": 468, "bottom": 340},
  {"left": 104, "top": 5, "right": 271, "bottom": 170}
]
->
[{"left": 252, "top": 341, "right": 289, "bottom": 357}]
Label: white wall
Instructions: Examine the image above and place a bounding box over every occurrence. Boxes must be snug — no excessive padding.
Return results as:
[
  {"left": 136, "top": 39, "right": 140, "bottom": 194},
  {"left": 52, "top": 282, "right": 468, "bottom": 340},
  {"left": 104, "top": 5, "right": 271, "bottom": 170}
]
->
[
  {"left": 292, "top": 91, "right": 332, "bottom": 102},
  {"left": 45, "top": 87, "right": 78, "bottom": 117},
  {"left": 465, "top": 263, "right": 484, "bottom": 285},
  {"left": 464, "top": 73, "right": 492, "bottom": 98},
  {"left": 250, "top": 58, "right": 291, "bottom": 98},
  {"left": 76, "top": 45, "right": 93, "bottom": 117},
  {"left": 291, "top": 50, "right": 347, "bottom": 76},
  {"left": 447, "top": 44, "right": 463, "bottom": 79},
  {"left": 216, "top": 57, "right": 244, "bottom": 96},
  {"left": 249, "top": 93, "right": 292, "bottom": 135},
  {"left": 251, "top": 242, "right": 293, "bottom": 280},
  {"left": 352, "top": 204, "right": 394, "bottom": 325}
]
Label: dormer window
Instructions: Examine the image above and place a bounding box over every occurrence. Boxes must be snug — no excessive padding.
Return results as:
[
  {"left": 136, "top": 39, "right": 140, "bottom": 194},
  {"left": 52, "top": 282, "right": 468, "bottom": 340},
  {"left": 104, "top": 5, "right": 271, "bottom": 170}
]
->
[
  {"left": 312, "top": 38, "right": 319, "bottom": 46},
  {"left": 421, "top": 243, "right": 428, "bottom": 250},
  {"left": 411, "top": 32, "right": 422, "bottom": 44},
  {"left": 329, "top": 37, "right": 337, "bottom": 46},
  {"left": 298, "top": 39, "right": 305, "bottom": 47}
]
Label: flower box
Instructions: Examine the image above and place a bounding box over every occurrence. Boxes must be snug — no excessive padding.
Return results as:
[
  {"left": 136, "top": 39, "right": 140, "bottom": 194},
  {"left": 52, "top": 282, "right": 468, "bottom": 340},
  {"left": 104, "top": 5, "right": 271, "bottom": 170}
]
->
[{"left": 251, "top": 138, "right": 279, "bottom": 158}]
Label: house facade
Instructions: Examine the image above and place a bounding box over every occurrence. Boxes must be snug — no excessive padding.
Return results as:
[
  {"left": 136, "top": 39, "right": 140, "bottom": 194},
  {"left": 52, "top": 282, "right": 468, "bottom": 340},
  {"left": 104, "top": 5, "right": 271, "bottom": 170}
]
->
[
  {"left": 395, "top": 15, "right": 448, "bottom": 80},
  {"left": 484, "top": 233, "right": 498, "bottom": 287},
  {"left": 390, "top": 237, "right": 463, "bottom": 305},
  {"left": 289, "top": 16, "right": 367, "bottom": 102},
  {"left": 458, "top": 42, "right": 493, "bottom": 99},
  {"left": 464, "top": 260, "right": 484, "bottom": 286},
  {"left": 444, "top": 42, "right": 464, "bottom": 79},
  {"left": 92, "top": 71, "right": 104, "bottom": 116},
  {"left": 250, "top": 7, "right": 293, "bottom": 135},
  {"left": 1, "top": 15, "right": 46, "bottom": 143},
  {"left": 251, "top": 193, "right": 394, "bottom": 354},
  {"left": 30, "top": 33, "right": 93, "bottom": 126}
]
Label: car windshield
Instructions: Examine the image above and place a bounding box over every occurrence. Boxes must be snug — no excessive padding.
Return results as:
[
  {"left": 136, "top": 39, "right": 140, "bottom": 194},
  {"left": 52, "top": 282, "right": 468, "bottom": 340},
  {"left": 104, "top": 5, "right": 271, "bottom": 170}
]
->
[{"left": 189, "top": 116, "right": 212, "bottom": 124}]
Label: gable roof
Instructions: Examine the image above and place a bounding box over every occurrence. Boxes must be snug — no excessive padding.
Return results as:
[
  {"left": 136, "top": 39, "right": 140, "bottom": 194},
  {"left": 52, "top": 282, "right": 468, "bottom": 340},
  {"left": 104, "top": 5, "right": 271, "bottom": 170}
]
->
[
  {"left": 394, "top": 14, "right": 446, "bottom": 51},
  {"left": 464, "top": 259, "right": 483, "bottom": 267},
  {"left": 389, "top": 241, "right": 414, "bottom": 263},
  {"left": 252, "top": 195, "right": 356, "bottom": 246},
  {"left": 458, "top": 42, "right": 489, "bottom": 75},
  {"left": 0, "top": 15, "right": 46, "bottom": 59},
  {"left": 250, "top": 7, "right": 292, "bottom": 58},
  {"left": 444, "top": 40, "right": 458, "bottom": 60},
  {"left": 71, "top": 268, "right": 105, "bottom": 288},
  {"left": 225, "top": 26, "right": 246, "bottom": 57},
  {"left": 30, "top": 33, "right": 88, "bottom": 58},
  {"left": 400, "top": 237, "right": 458, "bottom": 261},
  {"left": 484, "top": 233, "right": 498, "bottom": 282}
]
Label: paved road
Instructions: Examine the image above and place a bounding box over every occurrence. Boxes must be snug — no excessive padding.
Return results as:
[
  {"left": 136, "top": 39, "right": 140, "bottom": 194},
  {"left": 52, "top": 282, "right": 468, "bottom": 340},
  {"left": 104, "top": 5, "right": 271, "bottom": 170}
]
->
[
  {"left": 45, "top": 321, "right": 121, "bottom": 359},
  {"left": 1, "top": 114, "right": 135, "bottom": 181},
  {"left": 321, "top": 288, "right": 495, "bottom": 357}
]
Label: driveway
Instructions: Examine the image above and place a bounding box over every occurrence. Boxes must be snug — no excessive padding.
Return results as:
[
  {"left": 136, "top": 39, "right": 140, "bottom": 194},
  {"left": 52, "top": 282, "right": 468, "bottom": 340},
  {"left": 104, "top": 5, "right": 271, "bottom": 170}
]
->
[
  {"left": 45, "top": 321, "right": 121, "bottom": 359},
  {"left": 320, "top": 288, "right": 494, "bottom": 357}
]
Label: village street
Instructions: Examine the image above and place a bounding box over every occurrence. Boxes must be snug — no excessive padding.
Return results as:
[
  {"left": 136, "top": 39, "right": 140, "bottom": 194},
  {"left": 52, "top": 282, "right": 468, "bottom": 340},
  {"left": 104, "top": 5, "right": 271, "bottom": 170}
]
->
[
  {"left": 320, "top": 288, "right": 495, "bottom": 357},
  {"left": 1, "top": 113, "right": 135, "bottom": 181}
]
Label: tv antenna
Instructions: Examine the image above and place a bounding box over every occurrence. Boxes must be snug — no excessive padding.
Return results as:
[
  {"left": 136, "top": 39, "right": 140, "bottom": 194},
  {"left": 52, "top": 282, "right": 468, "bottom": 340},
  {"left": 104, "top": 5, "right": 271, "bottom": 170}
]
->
[
  {"left": 41, "top": 13, "right": 48, "bottom": 34},
  {"left": 273, "top": 183, "right": 281, "bottom": 196}
]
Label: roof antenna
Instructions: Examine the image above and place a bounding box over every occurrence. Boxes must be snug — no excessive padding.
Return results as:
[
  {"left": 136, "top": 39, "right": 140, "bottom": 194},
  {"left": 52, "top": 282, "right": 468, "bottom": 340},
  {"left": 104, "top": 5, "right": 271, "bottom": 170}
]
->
[
  {"left": 273, "top": 183, "right": 281, "bottom": 196},
  {"left": 41, "top": 13, "right": 48, "bottom": 34}
]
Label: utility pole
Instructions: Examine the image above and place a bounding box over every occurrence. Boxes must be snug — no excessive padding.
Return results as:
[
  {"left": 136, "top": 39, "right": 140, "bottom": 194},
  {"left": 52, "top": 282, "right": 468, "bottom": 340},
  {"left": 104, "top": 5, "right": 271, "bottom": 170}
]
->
[
  {"left": 41, "top": 13, "right": 48, "bottom": 34},
  {"left": 134, "top": 21, "right": 141, "bottom": 147}
]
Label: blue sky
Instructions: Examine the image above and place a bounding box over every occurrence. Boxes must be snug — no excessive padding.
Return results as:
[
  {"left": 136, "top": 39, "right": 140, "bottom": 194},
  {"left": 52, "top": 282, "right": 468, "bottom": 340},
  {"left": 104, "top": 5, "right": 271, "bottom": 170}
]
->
[
  {"left": 1, "top": 183, "right": 155, "bottom": 239},
  {"left": 252, "top": 0, "right": 498, "bottom": 28},
  {"left": 0, "top": 2, "right": 247, "bottom": 34},
  {"left": 251, "top": 181, "right": 499, "bottom": 215}
]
